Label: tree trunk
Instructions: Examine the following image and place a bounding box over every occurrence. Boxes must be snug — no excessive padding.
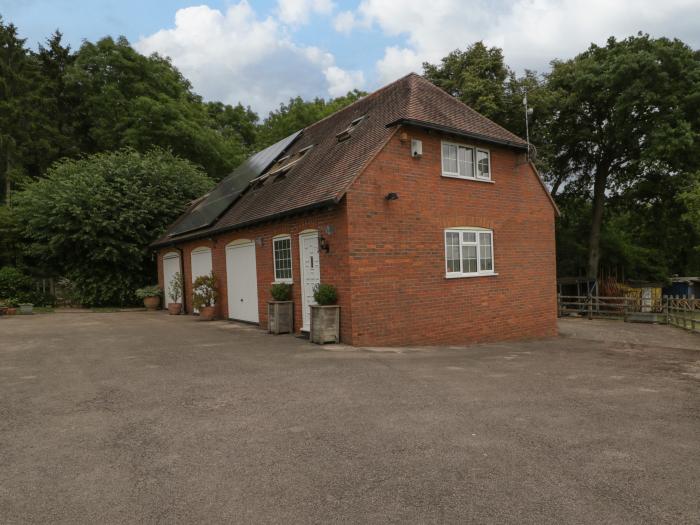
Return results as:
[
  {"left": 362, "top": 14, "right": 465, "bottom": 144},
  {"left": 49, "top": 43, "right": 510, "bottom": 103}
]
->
[{"left": 587, "top": 166, "right": 608, "bottom": 280}]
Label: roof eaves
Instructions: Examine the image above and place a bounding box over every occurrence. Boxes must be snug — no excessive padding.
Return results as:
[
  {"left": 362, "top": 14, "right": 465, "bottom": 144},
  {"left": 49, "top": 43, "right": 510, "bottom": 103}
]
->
[
  {"left": 386, "top": 118, "right": 529, "bottom": 150},
  {"left": 149, "top": 198, "right": 339, "bottom": 250}
]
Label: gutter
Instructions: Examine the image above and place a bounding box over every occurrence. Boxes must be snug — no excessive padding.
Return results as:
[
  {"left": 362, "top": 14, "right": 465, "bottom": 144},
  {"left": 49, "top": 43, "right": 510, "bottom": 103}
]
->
[
  {"left": 386, "top": 118, "right": 529, "bottom": 151},
  {"left": 149, "top": 198, "right": 339, "bottom": 250}
]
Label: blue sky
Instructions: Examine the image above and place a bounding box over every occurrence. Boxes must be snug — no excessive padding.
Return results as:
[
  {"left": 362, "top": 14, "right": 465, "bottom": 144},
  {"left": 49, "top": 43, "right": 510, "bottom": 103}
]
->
[{"left": 4, "top": 0, "right": 700, "bottom": 114}]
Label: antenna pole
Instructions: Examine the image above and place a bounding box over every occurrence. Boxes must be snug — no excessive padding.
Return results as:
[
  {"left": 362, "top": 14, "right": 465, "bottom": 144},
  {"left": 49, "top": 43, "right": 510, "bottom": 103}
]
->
[{"left": 523, "top": 94, "right": 531, "bottom": 161}]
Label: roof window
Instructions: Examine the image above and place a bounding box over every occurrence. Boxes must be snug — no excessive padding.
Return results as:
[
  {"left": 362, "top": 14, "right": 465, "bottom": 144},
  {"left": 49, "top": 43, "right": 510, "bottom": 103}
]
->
[{"left": 336, "top": 115, "right": 367, "bottom": 142}]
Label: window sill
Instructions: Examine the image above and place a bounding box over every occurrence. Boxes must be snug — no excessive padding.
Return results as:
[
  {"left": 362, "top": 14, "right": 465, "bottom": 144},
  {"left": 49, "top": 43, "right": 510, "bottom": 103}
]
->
[
  {"left": 441, "top": 173, "right": 494, "bottom": 183},
  {"left": 445, "top": 272, "right": 498, "bottom": 279},
  {"left": 272, "top": 279, "right": 293, "bottom": 285}
]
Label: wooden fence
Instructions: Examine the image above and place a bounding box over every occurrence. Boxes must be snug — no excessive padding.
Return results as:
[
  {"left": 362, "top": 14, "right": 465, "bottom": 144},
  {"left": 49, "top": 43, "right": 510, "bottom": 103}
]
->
[{"left": 558, "top": 294, "right": 699, "bottom": 334}]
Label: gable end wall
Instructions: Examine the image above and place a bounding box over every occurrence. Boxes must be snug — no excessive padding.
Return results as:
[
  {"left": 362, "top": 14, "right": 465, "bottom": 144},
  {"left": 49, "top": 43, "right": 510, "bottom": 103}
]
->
[{"left": 344, "top": 126, "right": 557, "bottom": 346}]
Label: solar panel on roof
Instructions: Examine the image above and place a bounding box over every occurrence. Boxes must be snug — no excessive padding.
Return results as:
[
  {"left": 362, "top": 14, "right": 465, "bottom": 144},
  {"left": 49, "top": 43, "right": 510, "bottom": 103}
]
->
[{"left": 168, "top": 130, "right": 302, "bottom": 237}]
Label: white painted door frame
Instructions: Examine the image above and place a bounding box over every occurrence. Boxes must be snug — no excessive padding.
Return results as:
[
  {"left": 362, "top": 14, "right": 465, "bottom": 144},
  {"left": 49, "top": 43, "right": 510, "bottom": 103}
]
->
[
  {"left": 162, "top": 251, "right": 181, "bottom": 305},
  {"left": 225, "top": 240, "right": 260, "bottom": 323},
  {"left": 190, "top": 246, "right": 213, "bottom": 314},
  {"left": 299, "top": 230, "right": 320, "bottom": 331}
]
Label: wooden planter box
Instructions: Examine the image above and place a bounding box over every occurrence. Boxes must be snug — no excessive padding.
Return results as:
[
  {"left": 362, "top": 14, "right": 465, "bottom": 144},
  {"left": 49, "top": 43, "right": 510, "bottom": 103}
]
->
[
  {"left": 310, "top": 305, "right": 340, "bottom": 344},
  {"left": 268, "top": 301, "right": 293, "bottom": 334}
]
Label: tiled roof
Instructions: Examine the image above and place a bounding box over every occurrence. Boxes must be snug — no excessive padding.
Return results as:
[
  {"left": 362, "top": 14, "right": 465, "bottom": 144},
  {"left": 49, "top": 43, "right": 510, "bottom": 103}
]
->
[{"left": 152, "top": 73, "right": 528, "bottom": 247}]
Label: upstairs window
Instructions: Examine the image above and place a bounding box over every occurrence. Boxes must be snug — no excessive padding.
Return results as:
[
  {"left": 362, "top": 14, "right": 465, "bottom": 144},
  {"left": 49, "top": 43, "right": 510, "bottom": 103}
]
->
[
  {"left": 444, "top": 228, "right": 495, "bottom": 277},
  {"left": 441, "top": 141, "right": 491, "bottom": 181},
  {"left": 273, "top": 236, "right": 292, "bottom": 283}
]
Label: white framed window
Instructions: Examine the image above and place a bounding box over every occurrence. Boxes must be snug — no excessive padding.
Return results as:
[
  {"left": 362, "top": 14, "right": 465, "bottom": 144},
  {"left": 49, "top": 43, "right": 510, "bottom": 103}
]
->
[
  {"left": 444, "top": 228, "right": 496, "bottom": 277},
  {"left": 441, "top": 141, "right": 491, "bottom": 181},
  {"left": 273, "top": 235, "right": 293, "bottom": 283}
]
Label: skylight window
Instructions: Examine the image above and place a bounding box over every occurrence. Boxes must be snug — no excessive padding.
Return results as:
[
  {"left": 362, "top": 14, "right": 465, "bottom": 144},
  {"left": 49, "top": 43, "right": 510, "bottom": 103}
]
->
[{"left": 336, "top": 115, "right": 367, "bottom": 142}]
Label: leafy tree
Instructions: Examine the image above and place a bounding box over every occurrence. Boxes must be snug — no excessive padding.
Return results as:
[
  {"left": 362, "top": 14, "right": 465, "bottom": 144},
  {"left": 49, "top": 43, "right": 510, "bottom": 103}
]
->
[
  {"left": 0, "top": 17, "right": 59, "bottom": 204},
  {"left": 423, "top": 42, "right": 511, "bottom": 125},
  {"left": 546, "top": 34, "right": 700, "bottom": 279},
  {"left": 257, "top": 90, "right": 366, "bottom": 147},
  {"left": 65, "top": 37, "right": 252, "bottom": 179},
  {"left": 12, "top": 149, "right": 214, "bottom": 305}
]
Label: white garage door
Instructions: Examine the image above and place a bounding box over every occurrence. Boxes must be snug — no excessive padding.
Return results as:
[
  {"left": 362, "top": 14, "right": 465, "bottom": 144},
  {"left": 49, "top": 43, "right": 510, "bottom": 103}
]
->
[
  {"left": 191, "top": 247, "right": 213, "bottom": 313},
  {"left": 162, "top": 252, "right": 181, "bottom": 304},
  {"left": 226, "top": 241, "right": 259, "bottom": 323}
]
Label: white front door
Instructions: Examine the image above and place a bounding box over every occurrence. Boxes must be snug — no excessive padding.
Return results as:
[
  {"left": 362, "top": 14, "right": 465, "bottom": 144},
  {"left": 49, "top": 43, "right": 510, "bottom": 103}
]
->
[
  {"left": 226, "top": 242, "right": 259, "bottom": 323},
  {"left": 299, "top": 231, "right": 320, "bottom": 331},
  {"left": 191, "top": 247, "right": 212, "bottom": 313},
  {"left": 163, "top": 252, "right": 181, "bottom": 305}
]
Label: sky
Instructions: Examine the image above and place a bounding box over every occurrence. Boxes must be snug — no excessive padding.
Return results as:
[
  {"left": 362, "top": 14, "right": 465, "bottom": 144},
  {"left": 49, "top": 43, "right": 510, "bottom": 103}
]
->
[{"left": 4, "top": 0, "right": 700, "bottom": 115}]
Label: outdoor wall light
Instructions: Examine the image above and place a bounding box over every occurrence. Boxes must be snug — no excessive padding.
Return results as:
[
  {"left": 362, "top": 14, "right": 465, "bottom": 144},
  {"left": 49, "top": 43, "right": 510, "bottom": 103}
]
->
[
  {"left": 385, "top": 192, "right": 399, "bottom": 201},
  {"left": 318, "top": 235, "right": 330, "bottom": 253},
  {"left": 255, "top": 237, "right": 264, "bottom": 246}
]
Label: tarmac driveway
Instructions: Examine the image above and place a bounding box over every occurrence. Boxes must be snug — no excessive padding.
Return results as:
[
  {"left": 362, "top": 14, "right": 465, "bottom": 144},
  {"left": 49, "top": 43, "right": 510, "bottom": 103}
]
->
[{"left": 0, "top": 313, "right": 698, "bottom": 524}]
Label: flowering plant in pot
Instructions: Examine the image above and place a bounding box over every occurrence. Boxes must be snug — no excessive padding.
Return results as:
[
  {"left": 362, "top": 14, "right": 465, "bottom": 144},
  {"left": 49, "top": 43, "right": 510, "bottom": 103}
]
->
[
  {"left": 268, "top": 283, "right": 293, "bottom": 334},
  {"left": 136, "top": 285, "right": 162, "bottom": 311},
  {"left": 192, "top": 272, "right": 218, "bottom": 321},
  {"left": 310, "top": 284, "right": 340, "bottom": 344},
  {"left": 167, "top": 271, "right": 184, "bottom": 315}
]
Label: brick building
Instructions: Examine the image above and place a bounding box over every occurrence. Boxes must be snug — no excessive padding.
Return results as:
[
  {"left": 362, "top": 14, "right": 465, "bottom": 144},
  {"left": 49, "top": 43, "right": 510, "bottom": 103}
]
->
[{"left": 151, "top": 73, "right": 559, "bottom": 346}]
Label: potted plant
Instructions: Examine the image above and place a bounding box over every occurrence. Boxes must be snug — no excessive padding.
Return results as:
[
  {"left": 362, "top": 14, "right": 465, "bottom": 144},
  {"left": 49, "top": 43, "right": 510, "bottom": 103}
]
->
[
  {"left": 136, "top": 285, "right": 162, "bottom": 311},
  {"left": 192, "top": 272, "right": 218, "bottom": 321},
  {"left": 5, "top": 297, "right": 18, "bottom": 315},
  {"left": 167, "top": 271, "right": 184, "bottom": 315},
  {"left": 310, "top": 284, "right": 340, "bottom": 344},
  {"left": 268, "top": 283, "right": 293, "bottom": 334}
]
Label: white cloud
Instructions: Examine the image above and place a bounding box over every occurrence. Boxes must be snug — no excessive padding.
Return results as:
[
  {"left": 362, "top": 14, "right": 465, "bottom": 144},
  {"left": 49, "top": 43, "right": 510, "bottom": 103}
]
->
[
  {"left": 136, "top": 2, "right": 363, "bottom": 114},
  {"left": 343, "top": 0, "right": 700, "bottom": 83},
  {"left": 332, "top": 10, "right": 356, "bottom": 34},
  {"left": 324, "top": 66, "right": 365, "bottom": 96},
  {"left": 276, "top": 0, "right": 334, "bottom": 26}
]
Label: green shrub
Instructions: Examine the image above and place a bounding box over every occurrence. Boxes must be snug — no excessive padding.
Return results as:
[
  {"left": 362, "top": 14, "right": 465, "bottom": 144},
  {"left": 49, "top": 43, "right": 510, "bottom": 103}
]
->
[
  {"left": 192, "top": 272, "right": 218, "bottom": 310},
  {"left": 135, "top": 285, "right": 162, "bottom": 299},
  {"left": 313, "top": 283, "right": 337, "bottom": 305},
  {"left": 12, "top": 149, "right": 214, "bottom": 306},
  {"left": 0, "top": 266, "right": 32, "bottom": 298},
  {"left": 270, "top": 282, "right": 292, "bottom": 301}
]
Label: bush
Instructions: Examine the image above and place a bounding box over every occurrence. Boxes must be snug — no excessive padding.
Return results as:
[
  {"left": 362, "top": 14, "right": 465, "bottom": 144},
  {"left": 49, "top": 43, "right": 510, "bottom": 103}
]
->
[
  {"left": 192, "top": 272, "right": 218, "bottom": 310},
  {"left": 313, "top": 283, "right": 337, "bottom": 305},
  {"left": 270, "top": 282, "right": 292, "bottom": 301},
  {"left": 0, "top": 266, "right": 32, "bottom": 298},
  {"left": 12, "top": 148, "right": 214, "bottom": 306},
  {"left": 135, "top": 285, "right": 162, "bottom": 299}
]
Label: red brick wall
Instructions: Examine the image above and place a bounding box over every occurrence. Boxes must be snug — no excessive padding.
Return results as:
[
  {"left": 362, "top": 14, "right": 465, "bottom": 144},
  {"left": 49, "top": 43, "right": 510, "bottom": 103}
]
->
[
  {"left": 343, "top": 126, "right": 558, "bottom": 346},
  {"left": 158, "top": 202, "right": 352, "bottom": 342}
]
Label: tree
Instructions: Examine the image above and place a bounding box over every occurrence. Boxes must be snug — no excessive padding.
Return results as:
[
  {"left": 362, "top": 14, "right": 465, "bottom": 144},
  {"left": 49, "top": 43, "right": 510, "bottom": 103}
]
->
[
  {"left": 546, "top": 35, "right": 700, "bottom": 279},
  {"left": 12, "top": 149, "right": 214, "bottom": 305},
  {"left": 65, "top": 37, "right": 252, "bottom": 179},
  {"left": 0, "top": 17, "right": 60, "bottom": 204},
  {"left": 257, "top": 90, "right": 366, "bottom": 147},
  {"left": 423, "top": 42, "right": 511, "bottom": 125}
]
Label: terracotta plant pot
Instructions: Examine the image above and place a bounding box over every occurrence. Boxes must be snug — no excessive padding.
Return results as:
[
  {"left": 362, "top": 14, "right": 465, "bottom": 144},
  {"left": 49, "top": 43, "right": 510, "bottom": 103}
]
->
[
  {"left": 143, "top": 296, "right": 160, "bottom": 311},
  {"left": 199, "top": 305, "right": 216, "bottom": 321},
  {"left": 6, "top": 307, "right": 17, "bottom": 315},
  {"left": 167, "top": 303, "right": 182, "bottom": 315},
  {"left": 0, "top": 306, "right": 7, "bottom": 316}
]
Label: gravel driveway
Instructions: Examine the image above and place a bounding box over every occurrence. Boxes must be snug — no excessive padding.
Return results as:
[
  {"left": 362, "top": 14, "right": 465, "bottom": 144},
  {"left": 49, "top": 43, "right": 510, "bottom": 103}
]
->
[{"left": 1, "top": 313, "right": 698, "bottom": 524}]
